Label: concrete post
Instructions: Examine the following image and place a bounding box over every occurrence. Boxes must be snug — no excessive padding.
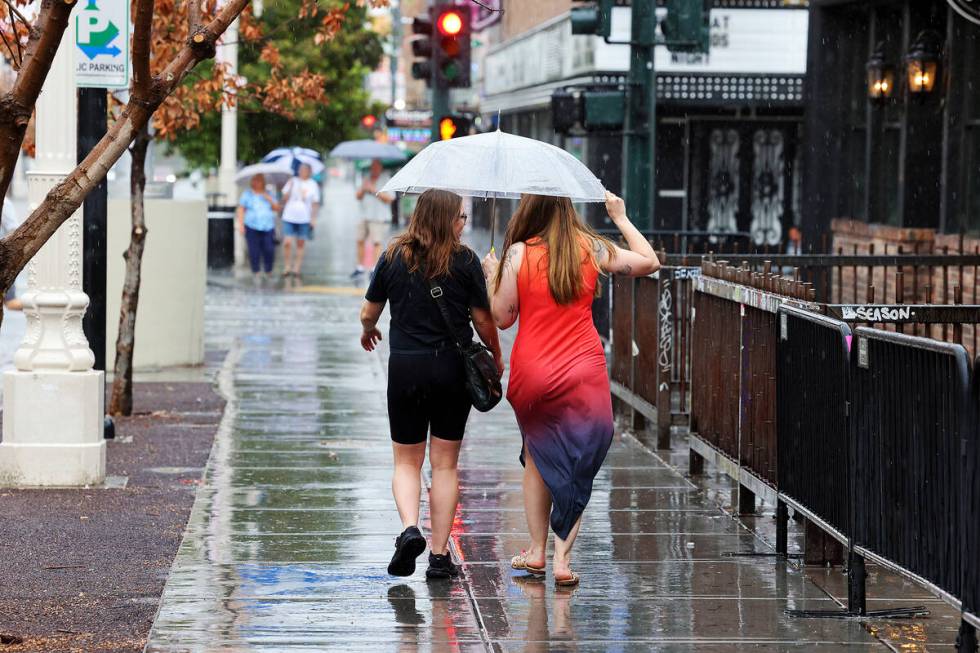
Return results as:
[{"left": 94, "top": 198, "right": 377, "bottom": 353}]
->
[
  {"left": 217, "top": 18, "right": 243, "bottom": 266},
  {"left": 0, "top": 17, "right": 106, "bottom": 487},
  {"left": 218, "top": 17, "right": 239, "bottom": 206}
]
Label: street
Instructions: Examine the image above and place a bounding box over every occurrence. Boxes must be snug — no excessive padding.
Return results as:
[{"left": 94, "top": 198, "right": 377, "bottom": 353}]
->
[
  {"left": 1, "top": 2, "right": 978, "bottom": 650},
  {"left": 141, "top": 179, "right": 955, "bottom": 651}
]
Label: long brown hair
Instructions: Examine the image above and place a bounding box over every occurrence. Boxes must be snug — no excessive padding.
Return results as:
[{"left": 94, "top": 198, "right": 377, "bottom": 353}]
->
[
  {"left": 385, "top": 189, "right": 463, "bottom": 278},
  {"left": 494, "top": 195, "right": 614, "bottom": 305}
]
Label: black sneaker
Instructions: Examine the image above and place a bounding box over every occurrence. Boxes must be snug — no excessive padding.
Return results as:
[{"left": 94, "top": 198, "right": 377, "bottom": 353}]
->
[
  {"left": 425, "top": 552, "right": 461, "bottom": 580},
  {"left": 387, "top": 526, "right": 426, "bottom": 577}
]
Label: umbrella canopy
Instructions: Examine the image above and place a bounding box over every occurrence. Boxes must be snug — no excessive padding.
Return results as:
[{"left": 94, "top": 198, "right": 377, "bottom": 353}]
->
[
  {"left": 261, "top": 147, "right": 325, "bottom": 176},
  {"left": 379, "top": 130, "right": 606, "bottom": 202},
  {"left": 329, "top": 140, "right": 408, "bottom": 161},
  {"left": 234, "top": 161, "right": 295, "bottom": 187}
]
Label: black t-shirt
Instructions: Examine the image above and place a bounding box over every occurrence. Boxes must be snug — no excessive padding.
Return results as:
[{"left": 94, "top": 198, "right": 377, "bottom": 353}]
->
[{"left": 366, "top": 247, "right": 491, "bottom": 352}]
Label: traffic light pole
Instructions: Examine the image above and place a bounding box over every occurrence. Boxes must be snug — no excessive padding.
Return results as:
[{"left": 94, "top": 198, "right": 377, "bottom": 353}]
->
[
  {"left": 428, "top": 0, "right": 449, "bottom": 143},
  {"left": 624, "top": 0, "right": 657, "bottom": 233},
  {"left": 431, "top": 86, "right": 449, "bottom": 143}
]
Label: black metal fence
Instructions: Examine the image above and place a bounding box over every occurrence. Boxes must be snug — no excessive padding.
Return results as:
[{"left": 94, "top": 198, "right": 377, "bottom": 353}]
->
[
  {"left": 850, "top": 327, "right": 972, "bottom": 611},
  {"left": 612, "top": 260, "right": 980, "bottom": 644},
  {"left": 776, "top": 307, "right": 851, "bottom": 538}
]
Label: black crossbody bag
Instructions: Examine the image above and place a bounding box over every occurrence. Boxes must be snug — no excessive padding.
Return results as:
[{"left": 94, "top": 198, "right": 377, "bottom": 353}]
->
[{"left": 426, "top": 277, "right": 503, "bottom": 412}]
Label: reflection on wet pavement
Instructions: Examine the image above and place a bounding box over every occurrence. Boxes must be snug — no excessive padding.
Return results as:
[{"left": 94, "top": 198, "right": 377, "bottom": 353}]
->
[{"left": 145, "top": 179, "right": 953, "bottom": 651}]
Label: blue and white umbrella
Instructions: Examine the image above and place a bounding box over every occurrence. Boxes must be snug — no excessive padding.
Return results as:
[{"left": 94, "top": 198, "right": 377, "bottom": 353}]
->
[{"left": 261, "top": 147, "right": 325, "bottom": 176}]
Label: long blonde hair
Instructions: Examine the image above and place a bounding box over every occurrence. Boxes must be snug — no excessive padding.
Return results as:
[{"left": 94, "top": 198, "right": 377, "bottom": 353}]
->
[
  {"left": 494, "top": 195, "right": 614, "bottom": 305},
  {"left": 385, "top": 189, "right": 464, "bottom": 279}
]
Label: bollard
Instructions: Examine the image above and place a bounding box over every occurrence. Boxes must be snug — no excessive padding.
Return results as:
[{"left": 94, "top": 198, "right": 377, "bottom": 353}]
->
[
  {"left": 847, "top": 551, "right": 867, "bottom": 615},
  {"left": 776, "top": 500, "right": 789, "bottom": 557}
]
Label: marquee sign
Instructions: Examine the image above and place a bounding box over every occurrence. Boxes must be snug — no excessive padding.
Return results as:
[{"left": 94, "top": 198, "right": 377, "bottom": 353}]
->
[{"left": 948, "top": 0, "right": 980, "bottom": 25}]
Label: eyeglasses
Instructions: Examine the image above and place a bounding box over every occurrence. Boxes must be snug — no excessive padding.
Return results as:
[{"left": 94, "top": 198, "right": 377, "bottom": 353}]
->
[{"left": 458, "top": 213, "right": 468, "bottom": 224}]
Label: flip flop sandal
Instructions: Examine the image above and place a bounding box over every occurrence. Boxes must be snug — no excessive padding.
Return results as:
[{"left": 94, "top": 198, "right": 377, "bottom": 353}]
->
[
  {"left": 510, "top": 551, "right": 546, "bottom": 576},
  {"left": 554, "top": 572, "right": 580, "bottom": 588}
]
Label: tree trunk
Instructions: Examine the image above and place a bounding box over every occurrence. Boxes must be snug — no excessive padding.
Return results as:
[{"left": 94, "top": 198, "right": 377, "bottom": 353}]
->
[{"left": 108, "top": 125, "right": 150, "bottom": 417}]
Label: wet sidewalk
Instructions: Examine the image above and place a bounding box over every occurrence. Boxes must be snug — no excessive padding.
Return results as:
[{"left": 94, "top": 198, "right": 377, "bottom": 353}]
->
[{"left": 145, "top": 180, "right": 946, "bottom": 651}]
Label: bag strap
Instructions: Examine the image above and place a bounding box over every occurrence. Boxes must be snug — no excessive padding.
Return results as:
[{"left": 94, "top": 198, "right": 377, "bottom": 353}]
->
[{"left": 426, "top": 273, "right": 467, "bottom": 351}]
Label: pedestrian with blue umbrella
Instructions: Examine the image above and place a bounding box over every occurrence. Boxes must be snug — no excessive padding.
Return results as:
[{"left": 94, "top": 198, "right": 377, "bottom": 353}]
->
[
  {"left": 261, "top": 146, "right": 326, "bottom": 177},
  {"left": 280, "top": 163, "right": 321, "bottom": 277}
]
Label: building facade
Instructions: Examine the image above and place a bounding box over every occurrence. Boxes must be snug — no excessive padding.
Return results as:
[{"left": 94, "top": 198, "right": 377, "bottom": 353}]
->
[
  {"left": 480, "top": 0, "right": 810, "bottom": 247},
  {"left": 802, "top": 0, "right": 980, "bottom": 245}
]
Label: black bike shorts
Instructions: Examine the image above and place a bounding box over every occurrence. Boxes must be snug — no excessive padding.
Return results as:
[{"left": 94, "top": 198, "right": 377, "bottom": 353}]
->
[{"left": 387, "top": 350, "right": 472, "bottom": 445}]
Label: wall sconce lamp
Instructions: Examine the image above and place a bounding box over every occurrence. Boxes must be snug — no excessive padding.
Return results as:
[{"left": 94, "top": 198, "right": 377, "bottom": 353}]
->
[
  {"left": 905, "top": 30, "right": 942, "bottom": 95},
  {"left": 866, "top": 42, "right": 895, "bottom": 102}
]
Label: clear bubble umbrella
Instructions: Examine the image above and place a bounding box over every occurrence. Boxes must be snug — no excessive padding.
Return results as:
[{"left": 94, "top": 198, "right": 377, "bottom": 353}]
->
[
  {"left": 381, "top": 129, "right": 606, "bottom": 201},
  {"left": 380, "top": 129, "right": 607, "bottom": 247},
  {"left": 329, "top": 140, "right": 408, "bottom": 161}
]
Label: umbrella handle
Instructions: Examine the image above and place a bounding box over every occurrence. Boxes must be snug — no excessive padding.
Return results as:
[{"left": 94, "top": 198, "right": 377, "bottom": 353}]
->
[{"left": 489, "top": 196, "right": 497, "bottom": 252}]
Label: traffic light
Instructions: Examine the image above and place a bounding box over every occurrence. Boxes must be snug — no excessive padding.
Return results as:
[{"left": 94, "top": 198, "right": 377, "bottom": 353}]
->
[
  {"left": 551, "top": 89, "right": 582, "bottom": 135},
  {"left": 437, "top": 115, "right": 471, "bottom": 141},
  {"left": 582, "top": 90, "right": 625, "bottom": 130},
  {"left": 433, "top": 5, "right": 471, "bottom": 88},
  {"left": 570, "top": 0, "right": 613, "bottom": 37},
  {"left": 410, "top": 13, "right": 434, "bottom": 84},
  {"left": 663, "top": 0, "right": 712, "bottom": 54},
  {"left": 360, "top": 114, "right": 378, "bottom": 129}
]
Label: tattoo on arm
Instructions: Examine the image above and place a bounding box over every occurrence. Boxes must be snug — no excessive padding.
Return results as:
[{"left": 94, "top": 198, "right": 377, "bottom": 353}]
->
[
  {"left": 502, "top": 247, "right": 517, "bottom": 272},
  {"left": 617, "top": 264, "right": 633, "bottom": 276}
]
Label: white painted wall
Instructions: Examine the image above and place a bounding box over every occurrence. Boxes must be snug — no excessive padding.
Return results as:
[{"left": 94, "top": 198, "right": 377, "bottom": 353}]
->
[{"left": 106, "top": 200, "right": 207, "bottom": 371}]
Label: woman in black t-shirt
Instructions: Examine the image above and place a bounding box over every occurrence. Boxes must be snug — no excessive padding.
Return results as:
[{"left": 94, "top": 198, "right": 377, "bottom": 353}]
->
[{"left": 360, "top": 189, "right": 503, "bottom": 580}]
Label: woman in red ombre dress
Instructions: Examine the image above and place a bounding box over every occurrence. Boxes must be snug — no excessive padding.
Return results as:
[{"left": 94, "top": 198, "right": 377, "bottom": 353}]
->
[{"left": 482, "top": 192, "right": 660, "bottom": 586}]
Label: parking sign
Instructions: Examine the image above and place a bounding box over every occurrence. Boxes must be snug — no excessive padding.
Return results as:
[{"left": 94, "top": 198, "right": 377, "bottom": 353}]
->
[{"left": 75, "top": 0, "right": 130, "bottom": 88}]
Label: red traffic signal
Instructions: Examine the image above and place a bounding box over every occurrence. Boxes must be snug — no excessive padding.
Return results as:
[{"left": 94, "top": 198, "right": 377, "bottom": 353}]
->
[
  {"left": 437, "top": 10, "right": 463, "bottom": 36},
  {"left": 433, "top": 5, "right": 470, "bottom": 88},
  {"left": 361, "top": 114, "right": 378, "bottom": 129}
]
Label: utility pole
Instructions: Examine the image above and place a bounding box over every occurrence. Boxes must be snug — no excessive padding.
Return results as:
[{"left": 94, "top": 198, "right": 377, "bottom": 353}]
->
[
  {"left": 624, "top": 0, "right": 657, "bottom": 233},
  {"left": 390, "top": 1, "right": 401, "bottom": 109}
]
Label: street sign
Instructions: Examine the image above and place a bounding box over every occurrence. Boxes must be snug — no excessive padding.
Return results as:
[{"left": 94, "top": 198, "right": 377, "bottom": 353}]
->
[{"left": 75, "top": 0, "right": 130, "bottom": 89}]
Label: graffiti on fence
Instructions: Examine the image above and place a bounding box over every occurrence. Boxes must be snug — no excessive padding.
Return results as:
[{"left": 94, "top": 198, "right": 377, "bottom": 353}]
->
[
  {"left": 840, "top": 305, "right": 915, "bottom": 322},
  {"left": 672, "top": 267, "right": 702, "bottom": 280},
  {"left": 658, "top": 277, "right": 673, "bottom": 392}
]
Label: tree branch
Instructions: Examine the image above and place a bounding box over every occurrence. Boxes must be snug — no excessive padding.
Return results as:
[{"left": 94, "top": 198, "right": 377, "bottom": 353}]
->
[
  {"left": 0, "top": 0, "right": 251, "bottom": 291},
  {"left": 0, "top": 24, "right": 18, "bottom": 67},
  {"left": 131, "top": 0, "right": 155, "bottom": 99},
  {"left": 188, "top": 0, "right": 201, "bottom": 33},
  {"left": 1, "top": 0, "right": 29, "bottom": 28},
  {"left": 0, "top": 0, "right": 77, "bottom": 205}
]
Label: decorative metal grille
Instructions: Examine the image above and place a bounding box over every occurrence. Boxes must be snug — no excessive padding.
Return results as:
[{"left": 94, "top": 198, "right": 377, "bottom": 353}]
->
[
  {"left": 707, "top": 128, "right": 740, "bottom": 235},
  {"left": 750, "top": 129, "right": 785, "bottom": 246}
]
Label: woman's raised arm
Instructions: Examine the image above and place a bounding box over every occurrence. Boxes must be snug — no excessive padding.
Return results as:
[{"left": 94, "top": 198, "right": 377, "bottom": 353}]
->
[{"left": 599, "top": 192, "right": 660, "bottom": 277}]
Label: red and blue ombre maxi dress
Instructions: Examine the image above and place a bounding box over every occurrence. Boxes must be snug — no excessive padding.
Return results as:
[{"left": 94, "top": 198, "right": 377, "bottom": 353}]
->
[{"left": 507, "top": 237, "right": 614, "bottom": 540}]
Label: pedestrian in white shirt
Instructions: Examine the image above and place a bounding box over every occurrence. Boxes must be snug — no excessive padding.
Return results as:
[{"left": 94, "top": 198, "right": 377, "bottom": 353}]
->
[
  {"left": 352, "top": 159, "right": 394, "bottom": 278},
  {"left": 280, "top": 164, "right": 321, "bottom": 277}
]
